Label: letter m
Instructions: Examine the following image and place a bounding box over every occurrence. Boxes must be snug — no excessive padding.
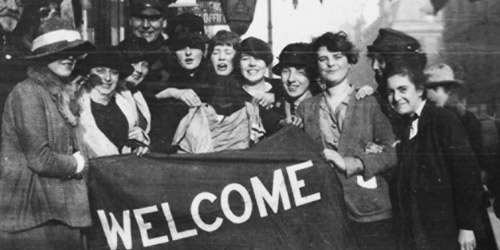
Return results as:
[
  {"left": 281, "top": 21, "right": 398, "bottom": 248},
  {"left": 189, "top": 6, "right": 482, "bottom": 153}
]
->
[{"left": 251, "top": 169, "right": 291, "bottom": 217}]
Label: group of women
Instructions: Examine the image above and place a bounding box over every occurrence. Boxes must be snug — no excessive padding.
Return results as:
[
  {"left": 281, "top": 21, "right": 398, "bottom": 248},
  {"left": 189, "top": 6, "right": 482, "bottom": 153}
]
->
[{"left": 0, "top": 15, "right": 490, "bottom": 250}]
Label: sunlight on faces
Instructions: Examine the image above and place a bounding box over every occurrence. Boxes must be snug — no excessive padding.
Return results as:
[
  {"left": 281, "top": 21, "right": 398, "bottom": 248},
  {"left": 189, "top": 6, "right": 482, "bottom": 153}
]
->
[
  {"left": 47, "top": 56, "right": 77, "bottom": 78},
  {"left": 90, "top": 67, "right": 119, "bottom": 96},
  {"left": 126, "top": 61, "right": 149, "bottom": 87},
  {"left": 130, "top": 14, "right": 166, "bottom": 43},
  {"left": 386, "top": 74, "right": 424, "bottom": 115},
  {"left": 210, "top": 45, "right": 236, "bottom": 76},
  {"left": 240, "top": 54, "right": 267, "bottom": 85},
  {"left": 281, "top": 67, "right": 310, "bottom": 99},
  {"left": 176, "top": 46, "right": 203, "bottom": 71},
  {"left": 317, "top": 47, "right": 350, "bottom": 87},
  {"left": 0, "top": 0, "right": 24, "bottom": 32}
]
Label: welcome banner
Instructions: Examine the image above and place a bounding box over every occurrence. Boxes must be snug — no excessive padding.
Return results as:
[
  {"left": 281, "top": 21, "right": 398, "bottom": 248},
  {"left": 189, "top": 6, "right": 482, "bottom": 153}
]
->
[{"left": 86, "top": 127, "right": 357, "bottom": 250}]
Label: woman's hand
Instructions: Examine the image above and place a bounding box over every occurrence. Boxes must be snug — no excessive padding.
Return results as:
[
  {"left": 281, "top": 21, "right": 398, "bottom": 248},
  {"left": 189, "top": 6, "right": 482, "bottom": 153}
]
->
[
  {"left": 364, "top": 142, "right": 384, "bottom": 154},
  {"left": 356, "top": 85, "right": 375, "bottom": 100},
  {"left": 322, "top": 148, "right": 346, "bottom": 172},
  {"left": 280, "top": 115, "right": 303, "bottom": 127},
  {"left": 253, "top": 92, "right": 275, "bottom": 109},
  {"left": 133, "top": 146, "right": 149, "bottom": 157},
  {"left": 174, "top": 89, "right": 202, "bottom": 107},
  {"left": 458, "top": 229, "right": 476, "bottom": 250}
]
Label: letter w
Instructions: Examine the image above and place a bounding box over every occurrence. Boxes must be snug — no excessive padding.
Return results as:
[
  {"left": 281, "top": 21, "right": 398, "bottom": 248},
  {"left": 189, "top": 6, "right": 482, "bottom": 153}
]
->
[
  {"left": 97, "top": 210, "right": 133, "bottom": 250},
  {"left": 251, "top": 169, "right": 291, "bottom": 217}
]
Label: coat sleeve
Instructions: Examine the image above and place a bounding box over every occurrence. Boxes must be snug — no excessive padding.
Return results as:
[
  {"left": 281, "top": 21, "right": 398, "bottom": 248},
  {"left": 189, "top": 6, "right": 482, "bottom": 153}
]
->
[
  {"left": 437, "top": 110, "right": 483, "bottom": 230},
  {"left": 10, "top": 84, "right": 78, "bottom": 178},
  {"left": 353, "top": 98, "right": 397, "bottom": 180}
]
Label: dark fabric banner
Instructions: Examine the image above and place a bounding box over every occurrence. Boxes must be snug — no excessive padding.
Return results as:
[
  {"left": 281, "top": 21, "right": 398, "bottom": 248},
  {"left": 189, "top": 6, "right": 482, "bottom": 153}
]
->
[{"left": 86, "top": 126, "right": 358, "bottom": 250}]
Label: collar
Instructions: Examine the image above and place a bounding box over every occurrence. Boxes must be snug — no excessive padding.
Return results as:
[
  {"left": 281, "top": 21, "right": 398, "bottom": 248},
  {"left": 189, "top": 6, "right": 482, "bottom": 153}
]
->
[
  {"left": 319, "top": 85, "right": 354, "bottom": 111},
  {"left": 414, "top": 99, "right": 426, "bottom": 118},
  {"left": 27, "top": 66, "right": 66, "bottom": 98}
]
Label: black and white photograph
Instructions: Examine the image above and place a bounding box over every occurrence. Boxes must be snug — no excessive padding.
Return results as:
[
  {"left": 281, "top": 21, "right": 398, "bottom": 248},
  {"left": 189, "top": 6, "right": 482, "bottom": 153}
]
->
[{"left": 0, "top": 0, "right": 499, "bottom": 249}]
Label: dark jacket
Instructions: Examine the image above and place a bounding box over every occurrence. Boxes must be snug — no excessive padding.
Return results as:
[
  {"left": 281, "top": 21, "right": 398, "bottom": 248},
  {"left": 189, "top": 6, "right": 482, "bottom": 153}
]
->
[
  {"left": 296, "top": 91, "right": 397, "bottom": 222},
  {"left": 0, "top": 67, "right": 91, "bottom": 232},
  {"left": 395, "top": 103, "right": 483, "bottom": 250}
]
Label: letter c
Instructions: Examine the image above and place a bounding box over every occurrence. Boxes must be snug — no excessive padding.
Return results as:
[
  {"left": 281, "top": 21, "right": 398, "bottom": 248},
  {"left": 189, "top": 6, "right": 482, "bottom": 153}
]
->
[{"left": 191, "top": 192, "right": 223, "bottom": 232}]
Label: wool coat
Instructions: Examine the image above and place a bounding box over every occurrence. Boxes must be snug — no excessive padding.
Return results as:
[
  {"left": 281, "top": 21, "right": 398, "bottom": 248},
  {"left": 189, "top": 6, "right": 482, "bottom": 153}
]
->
[
  {"left": 0, "top": 66, "right": 91, "bottom": 232},
  {"left": 296, "top": 91, "right": 397, "bottom": 223},
  {"left": 395, "top": 103, "right": 484, "bottom": 250}
]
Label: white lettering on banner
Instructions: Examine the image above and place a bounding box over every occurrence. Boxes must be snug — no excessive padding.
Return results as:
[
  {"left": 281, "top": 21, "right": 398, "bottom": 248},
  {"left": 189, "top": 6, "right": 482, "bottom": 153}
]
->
[
  {"left": 221, "top": 183, "right": 253, "bottom": 224},
  {"left": 251, "top": 169, "right": 291, "bottom": 217},
  {"left": 161, "top": 203, "right": 198, "bottom": 240},
  {"left": 133, "top": 206, "right": 169, "bottom": 247},
  {"left": 97, "top": 210, "right": 132, "bottom": 250},
  {"left": 98, "top": 161, "right": 320, "bottom": 249},
  {"left": 287, "top": 161, "right": 322, "bottom": 206},
  {"left": 191, "top": 192, "right": 224, "bottom": 232}
]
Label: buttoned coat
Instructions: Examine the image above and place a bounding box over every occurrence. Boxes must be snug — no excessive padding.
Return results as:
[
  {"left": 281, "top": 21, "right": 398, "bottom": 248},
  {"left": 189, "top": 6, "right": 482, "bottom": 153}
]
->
[
  {"left": 395, "top": 103, "right": 483, "bottom": 250},
  {"left": 296, "top": 91, "right": 397, "bottom": 222},
  {"left": 0, "top": 67, "right": 91, "bottom": 232}
]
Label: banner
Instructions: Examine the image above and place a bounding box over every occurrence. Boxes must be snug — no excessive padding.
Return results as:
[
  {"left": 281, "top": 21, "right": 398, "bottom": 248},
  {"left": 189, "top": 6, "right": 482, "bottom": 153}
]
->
[{"left": 86, "top": 127, "right": 357, "bottom": 250}]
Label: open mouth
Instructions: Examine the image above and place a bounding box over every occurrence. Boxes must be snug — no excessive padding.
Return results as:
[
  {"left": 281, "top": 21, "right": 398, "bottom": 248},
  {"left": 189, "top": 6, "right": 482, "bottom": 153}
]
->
[{"left": 216, "top": 63, "right": 228, "bottom": 71}]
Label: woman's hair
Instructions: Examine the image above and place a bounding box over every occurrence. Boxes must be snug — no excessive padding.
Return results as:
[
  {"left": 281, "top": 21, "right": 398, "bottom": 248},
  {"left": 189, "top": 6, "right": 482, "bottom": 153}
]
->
[
  {"left": 236, "top": 37, "right": 273, "bottom": 66},
  {"left": 311, "top": 31, "right": 358, "bottom": 64},
  {"left": 384, "top": 58, "right": 427, "bottom": 99},
  {"left": 207, "top": 30, "right": 240, "bottom": 56}
]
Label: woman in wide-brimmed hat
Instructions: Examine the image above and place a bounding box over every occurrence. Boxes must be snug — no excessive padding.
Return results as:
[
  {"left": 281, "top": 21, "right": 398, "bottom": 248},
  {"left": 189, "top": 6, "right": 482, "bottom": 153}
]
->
[
  {"left": 0, "top": 17, "right": 93, "bottom": 250},
  {"left": 75, "top": 46, "right": 150, "bottom": 158}
]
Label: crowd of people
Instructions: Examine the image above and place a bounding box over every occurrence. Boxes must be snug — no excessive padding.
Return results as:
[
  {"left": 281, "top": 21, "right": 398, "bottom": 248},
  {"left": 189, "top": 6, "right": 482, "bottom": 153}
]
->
[{"left": 0, "top": 0, "right": 499, "bottom": 249}]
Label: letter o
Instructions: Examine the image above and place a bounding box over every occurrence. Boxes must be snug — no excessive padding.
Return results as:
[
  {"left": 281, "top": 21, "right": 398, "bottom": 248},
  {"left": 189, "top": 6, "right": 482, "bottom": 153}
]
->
[{"left": 220, "top": 183, "right": 253, "bottom": 224}]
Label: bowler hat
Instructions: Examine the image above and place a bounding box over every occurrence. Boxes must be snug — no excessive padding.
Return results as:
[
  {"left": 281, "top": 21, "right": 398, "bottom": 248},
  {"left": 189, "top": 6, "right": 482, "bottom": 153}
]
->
[
  {"left": 130, "top": 0, "right": 166, "bottom": 17},
  {"left": 24, "top": 17, "right": 93, "bottom": 60},
  {"left": 367, "top": 28, "right": 422, "bottom": 53},
  {"left": 424, "top": 63, "right": 463, "bottom": 88},
  {"left": 272, "top": 43, "right": 314, "bottom": 75},
  {"left": 78, "top": 46, "right": 134, "bottom": 79}
]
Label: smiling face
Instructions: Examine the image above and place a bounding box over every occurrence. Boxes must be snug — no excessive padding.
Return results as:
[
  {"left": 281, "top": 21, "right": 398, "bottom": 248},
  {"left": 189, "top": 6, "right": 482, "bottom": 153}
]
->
[
  {"left": 0, "top": 0, "right": 24, "bottom": 32},
  {"left": 210, "top": 44, "right": 236, "bottom": 76},
  {"left": 125, "top": 61, "right": 149, "bottom": 87},
  {"left": 130, "top": 14, "right": 166, "bottom": 43},
  {"left": 240, "top": 53, "right": 267, "bottom": 85},
  {"left": 176, "top": 46, "right": 203, "bottom": 71},
  {"left": 316, "top": 46, "right": 350, "bottom": 87},
  {"left": 90, "top": 67, "right": 119, "bottom": 96},
  {"left": 386, "top": 73, "right": 424, "bottom": 115},
  {"left": 281, "top": 66, "right": 310, "bottom": 99},
  {"left": 47, "top": 55, "right": 77, "bottom": 78}
]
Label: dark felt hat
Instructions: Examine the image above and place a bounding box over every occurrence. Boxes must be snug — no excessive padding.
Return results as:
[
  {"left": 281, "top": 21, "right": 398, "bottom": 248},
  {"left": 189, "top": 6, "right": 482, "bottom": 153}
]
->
[
  {"left": 24, "top": 17, "right": 94, "bottom": 60},
  {"left": 272, "top": 43, "right": 314, "bottom": 75},
  {"left": 239, "top": 37, "right": 273, "bottom": 66},
  {"left": 367, "top": 28, "right": 422, "bottom": 53},
  {"left": 78, "top": 46, "right": 134, "bottom": 79},
  {"left": 130, "top": 0, "right": 167, "bottom": 17},
  {"left": 167, "top": 13, "right": 209, "bottom": 51}
]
